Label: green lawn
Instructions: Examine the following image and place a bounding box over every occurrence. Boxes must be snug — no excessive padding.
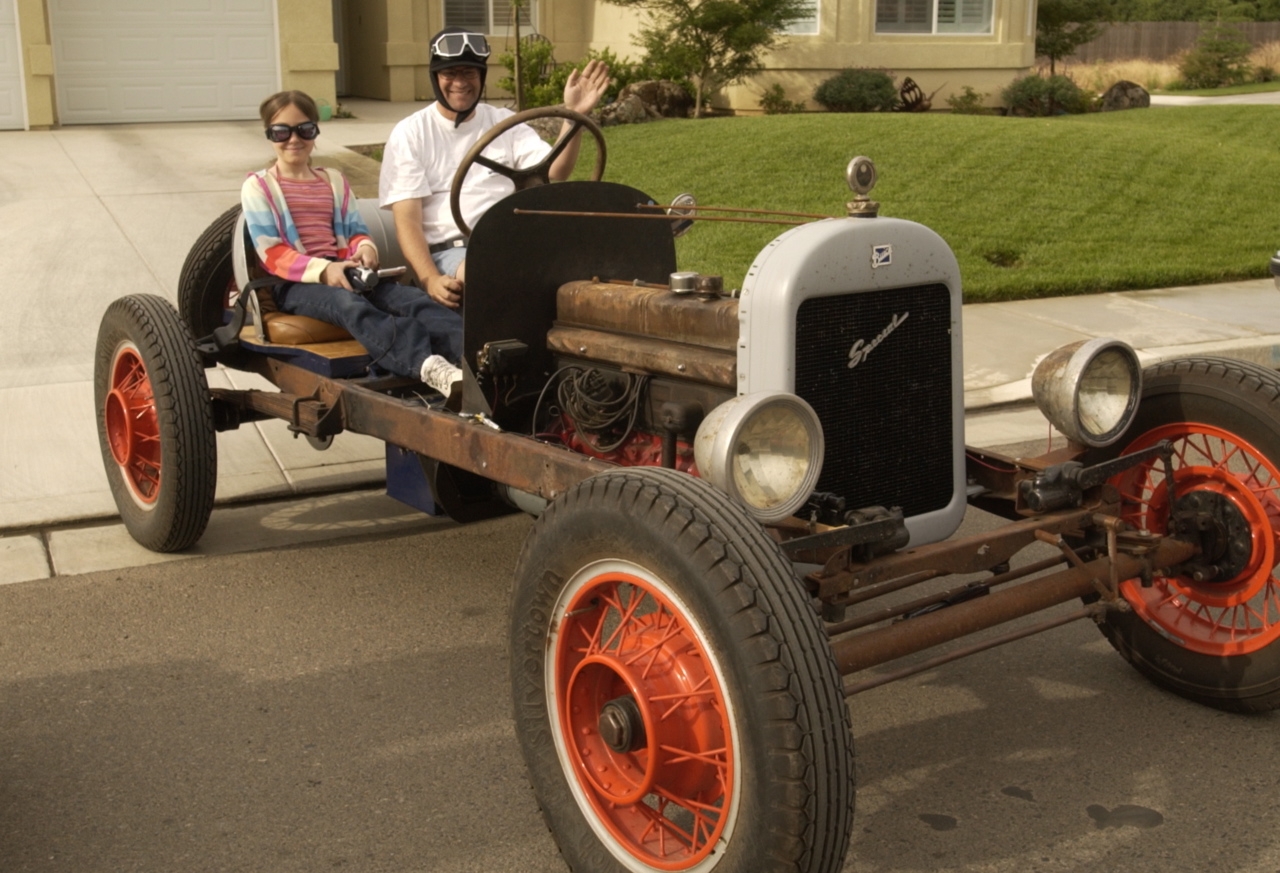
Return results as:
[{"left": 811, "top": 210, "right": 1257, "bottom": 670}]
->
[{"left": 578, "top": 106, "right": 1280, "bottom": 302}]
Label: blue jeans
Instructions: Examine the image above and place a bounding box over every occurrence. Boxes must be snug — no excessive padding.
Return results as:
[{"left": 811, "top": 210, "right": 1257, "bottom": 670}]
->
[
  {"left": 433, "top": 245, "right": 466, "bottom": 277},
  {"left": 272, "top": 280, "right": 462, "bottom": 379}
]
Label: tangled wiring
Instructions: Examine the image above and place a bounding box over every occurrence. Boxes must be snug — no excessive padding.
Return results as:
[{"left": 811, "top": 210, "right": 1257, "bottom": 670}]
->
[{"left": 539, "top": 366, "right": 649, "bottom": 453}]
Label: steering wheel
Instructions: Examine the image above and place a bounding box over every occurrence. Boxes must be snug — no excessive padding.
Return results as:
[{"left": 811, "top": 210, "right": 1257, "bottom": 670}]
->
[{"left": 449, "top": 105, "right": 607, "bottom": 238}]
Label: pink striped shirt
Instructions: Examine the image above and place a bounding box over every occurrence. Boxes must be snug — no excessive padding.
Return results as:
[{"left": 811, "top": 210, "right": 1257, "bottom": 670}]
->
[{"left": 278, "top": 173, "right": 339, "bottom": 260}]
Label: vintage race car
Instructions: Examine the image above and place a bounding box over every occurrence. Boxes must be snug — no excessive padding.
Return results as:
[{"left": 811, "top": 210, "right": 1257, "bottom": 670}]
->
[{"left": 95, "top": 107, "right": 1280, "bottom": 873}]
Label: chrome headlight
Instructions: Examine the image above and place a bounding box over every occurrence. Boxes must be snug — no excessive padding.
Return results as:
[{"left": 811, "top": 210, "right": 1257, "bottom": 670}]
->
[
  {"left": 1032, "top": 338, "right": 1142, "bottom": 448},
  {"left": 694, "top": 392, "right": 824, "bottom": 522}
]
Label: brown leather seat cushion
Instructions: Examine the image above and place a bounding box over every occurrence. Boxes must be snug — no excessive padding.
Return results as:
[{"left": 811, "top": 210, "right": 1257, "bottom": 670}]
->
[{"left": 262, "top": 312, "right": 354, "bottom": 345}]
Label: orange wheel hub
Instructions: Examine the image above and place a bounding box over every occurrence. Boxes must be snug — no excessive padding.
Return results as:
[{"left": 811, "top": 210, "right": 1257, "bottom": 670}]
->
[
  {"left": 1110, "top": 423, "right": 1280, "bottom": 655},
  {"left": 553, "top": 568, "right": 735, "bottom": 870},
  {"left": 104, "top": 346, "right": 161, "bottom": 505}
]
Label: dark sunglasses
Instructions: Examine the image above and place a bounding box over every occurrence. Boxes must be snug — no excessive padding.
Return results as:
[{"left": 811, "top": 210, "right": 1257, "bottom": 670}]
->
[{"left": 265, "top": 121, "right": 319, "bottom": 143}]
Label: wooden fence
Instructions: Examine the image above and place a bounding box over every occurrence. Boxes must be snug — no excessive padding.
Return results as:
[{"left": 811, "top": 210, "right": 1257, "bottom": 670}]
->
[{"left": 1070, "top": 21, "right": 1280, "bottom": 62}]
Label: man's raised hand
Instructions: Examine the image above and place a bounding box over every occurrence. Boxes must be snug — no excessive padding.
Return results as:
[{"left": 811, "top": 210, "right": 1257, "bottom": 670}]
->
[{"left": 563, "top": 60, "right": 611, "bottom": 115}]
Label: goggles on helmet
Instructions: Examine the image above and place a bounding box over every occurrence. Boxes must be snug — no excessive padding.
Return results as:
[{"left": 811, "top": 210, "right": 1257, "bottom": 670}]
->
[{"left": 430, "top": 32, "right": 491, "bottom": 59}]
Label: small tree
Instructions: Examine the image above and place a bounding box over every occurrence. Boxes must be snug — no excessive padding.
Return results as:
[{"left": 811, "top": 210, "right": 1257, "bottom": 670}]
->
[
  {"left": 604, "top": 0, "right": 812, "bottom": 117},
  {"left": 1036, "top": 0, "right": 1111, "bottom": 75},
  {"left": 1179, "top": 19, "right": 1253, "bottom": 86},
  {"left": 1178, "top": 0, "right": 1254, "bottom": 88}
]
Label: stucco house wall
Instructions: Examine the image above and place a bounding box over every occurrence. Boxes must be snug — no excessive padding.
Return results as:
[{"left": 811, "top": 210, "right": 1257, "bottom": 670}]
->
[
  {"left": 9, "top": 0, "right": 1033, "bottom": 127},
  {"left": 586, "top": 0, "right": 1035, "bottom": 111}
]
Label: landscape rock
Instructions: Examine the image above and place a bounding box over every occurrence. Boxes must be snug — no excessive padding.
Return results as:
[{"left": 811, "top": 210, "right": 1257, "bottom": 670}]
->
[
  {"left": 1100, "top": 80, "right": 1150, "bottom": 112},
  {"left": 619, "top": 80, "right": 694, "bottom": 118},
  {"left": 597, "top": 80, "right": 695, "bottom": 126},
  {"left": 598, "top": 94, "right": 651, "bottom": 126}
]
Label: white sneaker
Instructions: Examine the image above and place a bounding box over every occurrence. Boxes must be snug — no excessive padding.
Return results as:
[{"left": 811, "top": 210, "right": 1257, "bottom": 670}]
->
[{"left": 420, "top": 354, "right": 462, "bottom": 398}]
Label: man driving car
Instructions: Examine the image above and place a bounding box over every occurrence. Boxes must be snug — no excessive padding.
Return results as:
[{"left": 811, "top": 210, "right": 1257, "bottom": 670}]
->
[{"left": 378, "top": 27, "right": 610, "bottom": 310}]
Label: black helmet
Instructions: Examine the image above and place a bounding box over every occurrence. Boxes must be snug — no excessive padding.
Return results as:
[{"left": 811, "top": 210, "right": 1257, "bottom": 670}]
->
[{"left": 429, "top": 27, "right": 490, "bottom": 122}]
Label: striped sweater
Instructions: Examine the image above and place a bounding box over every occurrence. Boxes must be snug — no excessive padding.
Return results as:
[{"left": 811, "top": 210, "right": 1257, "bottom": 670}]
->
[{"left": 241, "top": 166, "right": 374, "bottom": 284}]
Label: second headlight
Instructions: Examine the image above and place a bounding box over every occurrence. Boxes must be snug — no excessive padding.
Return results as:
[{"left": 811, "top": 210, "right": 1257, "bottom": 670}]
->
[{"left": 1032, "top": 338, "right": 1142, "bottom": 448}]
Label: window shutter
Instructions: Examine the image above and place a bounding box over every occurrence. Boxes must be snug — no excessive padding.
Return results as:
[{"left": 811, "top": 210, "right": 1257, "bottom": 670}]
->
[
  {"left": 444, "top": 0, "right": 488, "bottom": 31},
  {"left": 936, "top": 0, "right": 989, "bottom": 31},
  {"left": 876, "top": 0, "right": 931, "bottom": 31},
  {"left": 786, "top": 0, "right": 819, "bottom": 35},
  {"left": 959, "top": 0, "right": 989, "bottom": 26},
  {"left": 492, "top": 0, "right": 535, "bottom": 30}
]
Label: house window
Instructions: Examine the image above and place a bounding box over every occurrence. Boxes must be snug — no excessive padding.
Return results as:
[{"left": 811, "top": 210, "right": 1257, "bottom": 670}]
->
[
  {"left": 786, "top": 0, "right": 819, "bottom": 35},
  {"left": 875, "top": 0, "right": 991, "bottom": 34},
  {"left": 444, "top": 0, "right": 536, "bottom": 36}
]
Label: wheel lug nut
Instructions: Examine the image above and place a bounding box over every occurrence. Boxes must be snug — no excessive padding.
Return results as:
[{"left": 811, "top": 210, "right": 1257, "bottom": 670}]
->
[{"left": 598, "top": 695, "right": 646, "bottom": 753}]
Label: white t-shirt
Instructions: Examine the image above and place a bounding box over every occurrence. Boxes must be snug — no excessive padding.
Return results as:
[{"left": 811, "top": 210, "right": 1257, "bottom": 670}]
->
[{"left": 378, "top": 102, "right": 552, "bottom": 244}]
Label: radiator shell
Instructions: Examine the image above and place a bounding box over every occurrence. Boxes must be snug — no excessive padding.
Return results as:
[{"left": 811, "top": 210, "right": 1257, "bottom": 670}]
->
[{"left": 739, "top": 217, "right": 966, "bottom": 547}]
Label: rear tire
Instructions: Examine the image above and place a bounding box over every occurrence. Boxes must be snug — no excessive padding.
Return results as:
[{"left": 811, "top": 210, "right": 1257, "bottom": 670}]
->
[
  {"left": 178, "top": 204, "right": 240, "bottom": 340},
  {"left": 1097, "top": 356, "right": 1280, "bottom": 713},
  {"left": 510, "top": 467, "right": 855, "bottom": 872},
  {"left": 95, "top": 294, "right": 217, "bottom": 552}
]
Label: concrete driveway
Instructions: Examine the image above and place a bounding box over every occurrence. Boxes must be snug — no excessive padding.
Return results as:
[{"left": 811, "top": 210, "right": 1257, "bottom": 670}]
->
[{"left": 0, "top": 101, "right": 421, "bottom": 533}]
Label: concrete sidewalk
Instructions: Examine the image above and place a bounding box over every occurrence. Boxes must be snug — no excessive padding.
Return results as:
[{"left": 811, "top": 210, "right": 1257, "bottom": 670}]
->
[{"left": 2, "top": 98, "right": 1278, "bottom": 581}]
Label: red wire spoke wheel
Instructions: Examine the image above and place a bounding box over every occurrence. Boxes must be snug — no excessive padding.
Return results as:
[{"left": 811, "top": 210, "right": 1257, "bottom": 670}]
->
[
  {"left": 511, "top": 468, "right": 854, "bottom": 873},
  {"left": 1092, "top": 357, "right": 1280, "bottom": 712},
  {"left": 551, "top": 563, "right": 738, "bottom": 869},
  {"left": 1111, "top": 423, "right": 1280, "bottom": 654},
  {"left": 95, "top": 295, "right": 217, "bottom": 552},
  {"left": 103, "top": 343, "right": 162, "bottom": 507}
]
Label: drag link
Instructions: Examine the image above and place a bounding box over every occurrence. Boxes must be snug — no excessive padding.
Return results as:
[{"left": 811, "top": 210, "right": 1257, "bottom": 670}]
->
[
  {"left": 827, "top": 570, "right": 945, "bottom": 612},
  {"left": 832, "top": 536, "right": 1196, "bottom": 676},
  {"left": 842, "top": 605, "right": 1106, "bottom": 696},
  {"left": 825, "top": 555, "right": 1067, "bottom": 637}
]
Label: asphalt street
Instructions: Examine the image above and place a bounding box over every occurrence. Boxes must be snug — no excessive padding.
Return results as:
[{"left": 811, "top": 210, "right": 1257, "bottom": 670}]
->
[{"left": 2, "top": 489, "right": 1277, "bottom": 873}]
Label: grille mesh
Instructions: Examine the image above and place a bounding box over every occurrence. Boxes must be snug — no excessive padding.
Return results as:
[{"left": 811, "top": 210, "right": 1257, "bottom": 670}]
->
[{"left": 794, "top": 285, "right": 954, "bottom": 518}]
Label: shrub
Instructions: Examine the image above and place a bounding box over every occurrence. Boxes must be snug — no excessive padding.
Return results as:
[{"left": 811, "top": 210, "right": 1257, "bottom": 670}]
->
[
  {"left": 1178, "top": 23, "right": 1252, "bottom": 89},
  {"left": 1001, "top": 74, "right": 1093, "bottom": 116},
  {"left": 495, "top": 38, "right": 562, "bottom": 107},
  {"left": 946, "top": 85, "right": 990, "bottom": 114},
  {"left": 497, "top": 44, "right": 693, "bottom": 109},
  {"left": 759, "top": 83, "right": 805, "bottom": 114},
  {"left": 813, "top": 69, "right": 898, "bottom": 113}
]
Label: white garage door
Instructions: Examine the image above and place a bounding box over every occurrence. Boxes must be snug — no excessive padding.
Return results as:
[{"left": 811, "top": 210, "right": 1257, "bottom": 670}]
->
[
  {"left": 0, "top": 1, "right": 23, "bottom": 130},
  {"left": 50, "top": 0, "right": 277, "bottom": 125}
]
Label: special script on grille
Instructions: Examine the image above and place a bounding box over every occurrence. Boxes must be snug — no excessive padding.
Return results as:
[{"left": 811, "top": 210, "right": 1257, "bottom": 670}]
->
[{"left": 846, "top": 312, "right": 909, "bottom": 370}]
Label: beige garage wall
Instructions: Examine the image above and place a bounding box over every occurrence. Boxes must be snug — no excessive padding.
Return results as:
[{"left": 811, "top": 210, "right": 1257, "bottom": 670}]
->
[
  {"left": 19, "top": 0, "right": 341, "bottom": 126},
  {"left": 17, "top": 0, "right": 52, "bottom": 126},
  {"left": 278, "top": 0, "right": 339, "bottom": 109}
]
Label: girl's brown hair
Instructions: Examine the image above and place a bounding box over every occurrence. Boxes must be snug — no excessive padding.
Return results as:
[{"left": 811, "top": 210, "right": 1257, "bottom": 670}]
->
[{"left": 258, "top": 90, "right": 319, "bottom": 127}]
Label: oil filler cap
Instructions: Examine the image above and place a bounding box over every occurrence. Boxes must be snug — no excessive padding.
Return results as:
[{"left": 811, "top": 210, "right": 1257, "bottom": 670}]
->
[{"left": 669, "top": 271, "right": 699, "bottom": 295}]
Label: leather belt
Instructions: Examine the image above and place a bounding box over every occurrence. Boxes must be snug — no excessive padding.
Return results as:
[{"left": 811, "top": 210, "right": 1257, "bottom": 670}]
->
[{"left": 429, "top": 238, "right": 466, "bottom": 254}]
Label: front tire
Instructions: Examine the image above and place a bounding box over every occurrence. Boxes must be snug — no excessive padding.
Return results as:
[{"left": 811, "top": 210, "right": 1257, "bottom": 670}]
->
[
  {"left": 95, "top": 294, "right": 217, "bottom": 552},
  {"left": 1099, "top": 356, "right": 1280, "bottom": 712},
  {"left": 510, "top": 468, "right": 854, "bottom": 873}
]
